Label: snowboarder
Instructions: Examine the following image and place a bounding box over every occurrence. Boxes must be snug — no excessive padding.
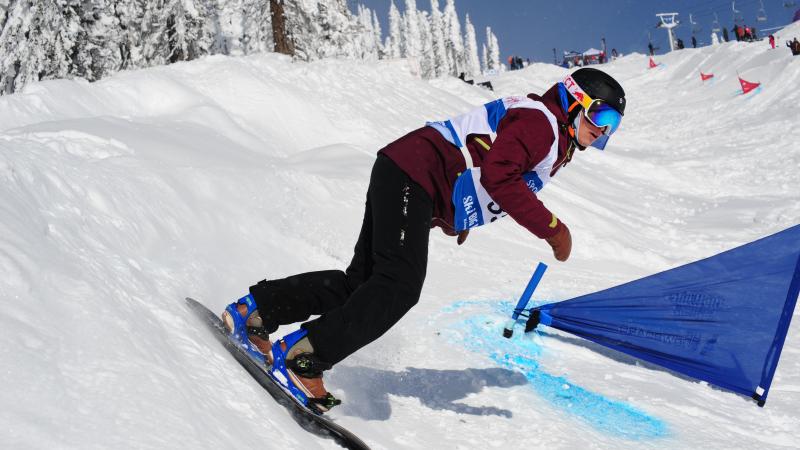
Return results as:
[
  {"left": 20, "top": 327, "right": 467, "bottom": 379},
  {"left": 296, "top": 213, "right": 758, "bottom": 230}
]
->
[
  {"left": 769, "top": 34, "right": 775, "bottom": 49},
  {"left": 221, "top": 68, "right": 626, "bottom": 413}
]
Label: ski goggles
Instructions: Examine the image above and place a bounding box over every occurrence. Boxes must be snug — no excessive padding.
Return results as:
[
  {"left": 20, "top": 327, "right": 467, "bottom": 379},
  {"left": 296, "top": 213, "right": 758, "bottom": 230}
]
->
[{"left": 562, "top": 75, "right": 623, "bottom": 149}]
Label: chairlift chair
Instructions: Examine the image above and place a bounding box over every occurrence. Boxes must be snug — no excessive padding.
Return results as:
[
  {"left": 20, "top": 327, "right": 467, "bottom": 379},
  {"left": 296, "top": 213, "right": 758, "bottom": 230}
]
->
[
  {"left": 757, "top": 0, "right": 767, "bottom": 21},
  {"left": 690, "top": 13, "right": 702, "bottom": 34}
]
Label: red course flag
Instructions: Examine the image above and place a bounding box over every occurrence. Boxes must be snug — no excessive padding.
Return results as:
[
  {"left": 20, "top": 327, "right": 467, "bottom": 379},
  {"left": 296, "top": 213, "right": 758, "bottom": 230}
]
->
[
  {"left": 649, "top": 57, "right": 658, "bottom": 69},
  {"left": 700, "top": 72, "right": 714, "bottom": 81},
  {"left": 738, "top": 77, "right": 761, "bottom": 94}
]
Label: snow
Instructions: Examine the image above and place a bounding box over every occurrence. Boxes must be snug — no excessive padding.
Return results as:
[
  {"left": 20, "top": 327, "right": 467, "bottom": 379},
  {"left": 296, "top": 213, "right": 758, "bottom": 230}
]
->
[{"left": 1, "top": 22, "right": 799, "bottom": 449}]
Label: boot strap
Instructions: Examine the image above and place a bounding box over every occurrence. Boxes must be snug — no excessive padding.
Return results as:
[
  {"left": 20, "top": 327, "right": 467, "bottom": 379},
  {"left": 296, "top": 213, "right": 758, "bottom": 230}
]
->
[
  {"left": 309, "top": 392, "right": 342, "bottom": 410},
  {"left": 287, "top": 352, "right": 333, "bottom": 378}
]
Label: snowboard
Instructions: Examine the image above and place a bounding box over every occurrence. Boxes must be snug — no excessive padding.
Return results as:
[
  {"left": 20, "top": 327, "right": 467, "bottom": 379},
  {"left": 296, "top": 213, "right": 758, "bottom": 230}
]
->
[{"left": 185, "top": 297, "right": 370, "bottom": 450}]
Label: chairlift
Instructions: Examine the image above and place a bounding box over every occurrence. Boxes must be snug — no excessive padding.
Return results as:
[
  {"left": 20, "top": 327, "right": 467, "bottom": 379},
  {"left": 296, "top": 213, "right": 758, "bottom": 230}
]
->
[
  {"left": 757, "top": 0, "right": 767, "bottom": 21},
  {"left": 712, "top": 13, "right": 721, "bottom": 33},
  {"left": 690, "top": 14, "right": 702, "bottom": 34}
]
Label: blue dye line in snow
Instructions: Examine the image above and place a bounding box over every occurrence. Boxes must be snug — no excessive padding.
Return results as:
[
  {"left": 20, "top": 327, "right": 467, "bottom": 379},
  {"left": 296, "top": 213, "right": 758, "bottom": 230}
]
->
[{"left": 441, "top": 300, "right": 668, "bottom": 440}]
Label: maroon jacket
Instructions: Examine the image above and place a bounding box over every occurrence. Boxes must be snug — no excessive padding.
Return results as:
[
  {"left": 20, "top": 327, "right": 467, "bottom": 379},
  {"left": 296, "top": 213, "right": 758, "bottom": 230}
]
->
[{"left": 379, "top": 83, "right": 571, "bottom": 239}]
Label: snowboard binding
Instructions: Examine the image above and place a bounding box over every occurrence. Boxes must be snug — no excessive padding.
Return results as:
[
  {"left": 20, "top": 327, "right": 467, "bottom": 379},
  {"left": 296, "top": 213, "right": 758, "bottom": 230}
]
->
[
  {"left": 222, "top": 294, "right": 272, "bottom": 365},
  {"left": 270, "top": 328, "right": 341, "bottom": 414}
]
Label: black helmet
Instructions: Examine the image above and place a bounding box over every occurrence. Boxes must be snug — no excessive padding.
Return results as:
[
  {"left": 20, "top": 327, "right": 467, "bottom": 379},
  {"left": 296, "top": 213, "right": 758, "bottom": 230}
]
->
[{"left": 570, "top": 68, "right": 625, "bottom": 114}]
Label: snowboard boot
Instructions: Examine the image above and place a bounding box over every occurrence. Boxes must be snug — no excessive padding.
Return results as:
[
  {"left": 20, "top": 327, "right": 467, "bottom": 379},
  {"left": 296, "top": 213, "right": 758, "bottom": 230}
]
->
[
  {"left": 269, "top": 328, "right": 341, "bottom": 414},
  {"left": 221, "top": 293, "right": 273, "bottom": 365}
]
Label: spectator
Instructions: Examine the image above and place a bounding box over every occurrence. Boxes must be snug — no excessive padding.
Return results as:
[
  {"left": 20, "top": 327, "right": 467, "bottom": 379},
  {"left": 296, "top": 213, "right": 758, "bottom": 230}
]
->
[
  {"left": 788, "top": 38, "right": 800, "bottom": 56},
  {"left": 692, "top": 36, "right": 697, "bottom": 48},
  {"left": 769, "top": 34, "right": 775, "bottom": 49},
  {"left": 676, "top": 38, "right": 685, "bottom": 49},
  {"left": 648, "top": 42, "right": 654, "bottom": 55},
  {"left": 723, "top": 28, "right": 730, "bottom": 42},
  {"left": 611, "top": 48, "right": 619, "bottom": 59}
]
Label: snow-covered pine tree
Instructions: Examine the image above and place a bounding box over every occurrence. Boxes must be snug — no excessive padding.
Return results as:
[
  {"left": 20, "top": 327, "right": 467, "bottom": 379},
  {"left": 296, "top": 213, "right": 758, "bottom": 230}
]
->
[
  {"left": 269, "top": 0, "right": 293, "bottom": 55},
  {"left": 385, "top": 0, "right": 402, "bottom": 58},
  {"left": 355, "top": 4, "right": 378, "bottom": 60},
  {"left": 429, "top": 0, "right": 449, "bottom": 77},
  {"left": 285, "top": 0, "right": 359, "bottom": 61},
  {"left": 0, "top": 0, "right": 79, "bottom": 94},
  {"left": 73, "top": 0, "right": 125, "bottom": 82},
  {"left": 112, "top": 0, "right": 147, "bottom": 70},
  {"left": 316, "top": 0, "right": 359, "bottom": 59},
  {"left": 282, "top": 0, "right": 314, "bottom": 60},
  {"left": 241, "top": 0, "right": 273, "bottom": 54},
  {"left": 214, "top": 0, "right": 244, "bottom": 55},
  {"left": 486, "top": 26, "right": 500, "bottom": 71},
  {"left": 417, "top": 10, "right": 434, "bottom": 78},
  {"left": 141, "top": 0, "right": 215, "bottom": 65},
  {"left": 462, "top": 13, "right": 480, "bottom": 78},
  {"left": 481, "top": 42, "right": 487, "bottom": 74},
  {"left": 0, "top": 0, "right": 9, "bottom": 30},
  {"left": 442, "top": 0, "right": 463, "bottom": 76},
  {"left": 371, "top": 10, "right": 384, "bottom": 59},
  {"left": 402, "top": 0, "right": 420, "bottom": 59}
]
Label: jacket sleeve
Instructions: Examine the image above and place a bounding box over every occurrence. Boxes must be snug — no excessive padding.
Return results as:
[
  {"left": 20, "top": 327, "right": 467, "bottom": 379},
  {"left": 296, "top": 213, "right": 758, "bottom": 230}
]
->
[{"left": 480, "top": 108, "right": 564, "bottom": 239}]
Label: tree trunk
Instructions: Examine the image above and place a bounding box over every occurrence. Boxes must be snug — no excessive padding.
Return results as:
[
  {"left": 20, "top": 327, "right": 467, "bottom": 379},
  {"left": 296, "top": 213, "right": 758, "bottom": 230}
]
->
[{"left": 270, "top": 0, "right": 293, "bottom": 56}]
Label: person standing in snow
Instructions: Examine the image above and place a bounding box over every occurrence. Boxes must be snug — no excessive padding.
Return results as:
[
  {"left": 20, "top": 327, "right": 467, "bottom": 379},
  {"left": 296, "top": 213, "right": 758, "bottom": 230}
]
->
[
  {"left": 769, "top": 34, "right": 775, "bottom": 49},
  {"left": 221, "top": 68, "right": 626, "bottom": 413}
]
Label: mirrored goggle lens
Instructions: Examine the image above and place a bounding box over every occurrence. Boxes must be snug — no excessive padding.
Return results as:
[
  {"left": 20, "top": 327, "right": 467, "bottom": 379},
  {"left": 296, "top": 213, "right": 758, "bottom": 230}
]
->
[{"left": 586, "top": 101, "right": 622, "bottom": 135}]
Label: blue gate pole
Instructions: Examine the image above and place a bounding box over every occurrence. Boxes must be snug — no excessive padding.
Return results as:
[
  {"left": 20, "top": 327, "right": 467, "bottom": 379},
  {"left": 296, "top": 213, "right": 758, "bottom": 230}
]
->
[{"left": 503, "top": 262, "right": 548, "bottom": 338}]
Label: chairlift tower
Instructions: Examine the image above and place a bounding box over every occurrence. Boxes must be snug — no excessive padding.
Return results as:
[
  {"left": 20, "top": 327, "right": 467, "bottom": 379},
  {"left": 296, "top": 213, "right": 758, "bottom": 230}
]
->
[{"left": 657, "top": 13, "right": 680, "bottom": 52}]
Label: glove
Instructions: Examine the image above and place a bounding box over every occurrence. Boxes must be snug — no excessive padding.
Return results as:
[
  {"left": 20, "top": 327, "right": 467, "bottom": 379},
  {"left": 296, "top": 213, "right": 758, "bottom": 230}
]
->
[
  {"left": 544, "top": 223, "right": 572, "bottom": 261},
  {"left": 457, "top": 229, "right": 469, "bottom": 245}
]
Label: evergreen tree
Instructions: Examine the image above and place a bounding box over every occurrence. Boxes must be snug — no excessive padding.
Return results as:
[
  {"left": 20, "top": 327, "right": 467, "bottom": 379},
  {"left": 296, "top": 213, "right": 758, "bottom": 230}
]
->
[
  {"left": 285, "top": 0, "right": 360, "bottom": 61},
  {"left": 481, "top": 42, "right": 487, "bottom": 74},
  {"left": 268, "top": 0, "right": 292, "bottom": 55},
  {"left": 485, "top": 26, "right": 500, "bottom": 71},
  {"left": 402, "top": 0, "right": 420, "bottom": 59},
  {"left": 429, "top": 0, "right": 448, "bottom": 77},
  {"left": 442, "top": 0, "right": 463, "bottom": 76},
  {"left": 417, "top": 10, "right": 434, "bottom": 78},
  {"left": 0, "top": 0, "right": 8, "bottom": 31},
  {"left": 0, "top": 0, "right": 80, "bottom": 94},
  {"left": 241, "top": 0, "right": 273, "bottom": 55},
  {"left": 371, "top": 10, "right": 384, "bottom": 59},
  {"left": 462, "top": 13, "right": 480, "bottom": 78},
  {"left": 386, "top": 0, "right": 402, "bottom": 58}
]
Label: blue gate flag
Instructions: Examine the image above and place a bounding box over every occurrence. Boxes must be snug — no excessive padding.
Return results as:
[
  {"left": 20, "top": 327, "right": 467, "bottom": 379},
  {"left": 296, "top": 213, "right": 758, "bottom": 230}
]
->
[{"left": 535, "top": 225, "right": 800, "bottom": 406}]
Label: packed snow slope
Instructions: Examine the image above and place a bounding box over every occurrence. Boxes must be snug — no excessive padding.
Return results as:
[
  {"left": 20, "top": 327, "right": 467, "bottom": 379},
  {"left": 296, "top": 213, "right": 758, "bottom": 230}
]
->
[{"left": 1, "top": 23, "right": 799, "bottom": 450}]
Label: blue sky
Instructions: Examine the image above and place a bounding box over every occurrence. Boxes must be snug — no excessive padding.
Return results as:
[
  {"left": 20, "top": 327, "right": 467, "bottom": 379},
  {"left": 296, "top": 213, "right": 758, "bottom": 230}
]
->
[{"left": 353, "top": 0, "right": 798, "bottom": 63}]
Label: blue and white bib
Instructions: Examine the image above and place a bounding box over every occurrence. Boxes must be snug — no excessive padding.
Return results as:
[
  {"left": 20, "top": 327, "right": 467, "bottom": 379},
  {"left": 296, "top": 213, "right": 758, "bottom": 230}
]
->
[{"left": 427, "top": 96, "right": 560, "bottom": 232}]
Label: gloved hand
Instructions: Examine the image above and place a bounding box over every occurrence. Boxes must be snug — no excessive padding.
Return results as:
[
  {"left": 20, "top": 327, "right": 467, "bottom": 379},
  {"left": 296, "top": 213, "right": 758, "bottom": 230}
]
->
[
  {"left": 545, "top": 223, "right": 572, "bottom": 261},
  {"left": 457, "top": 229, "right": 469, "bottom": 245}
]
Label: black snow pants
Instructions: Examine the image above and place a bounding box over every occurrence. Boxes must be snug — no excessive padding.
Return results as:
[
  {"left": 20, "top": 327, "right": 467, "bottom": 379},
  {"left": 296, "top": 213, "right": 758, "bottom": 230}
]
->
[{"left": 250, "top": 155, "right": 433, "bottom": 366}]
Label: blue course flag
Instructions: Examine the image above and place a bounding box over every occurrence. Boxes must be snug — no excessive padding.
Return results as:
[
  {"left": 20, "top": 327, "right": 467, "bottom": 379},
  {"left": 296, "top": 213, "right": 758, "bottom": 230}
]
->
[{"left": 536, "top": 225, "right": 800, "bottom": 406}]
